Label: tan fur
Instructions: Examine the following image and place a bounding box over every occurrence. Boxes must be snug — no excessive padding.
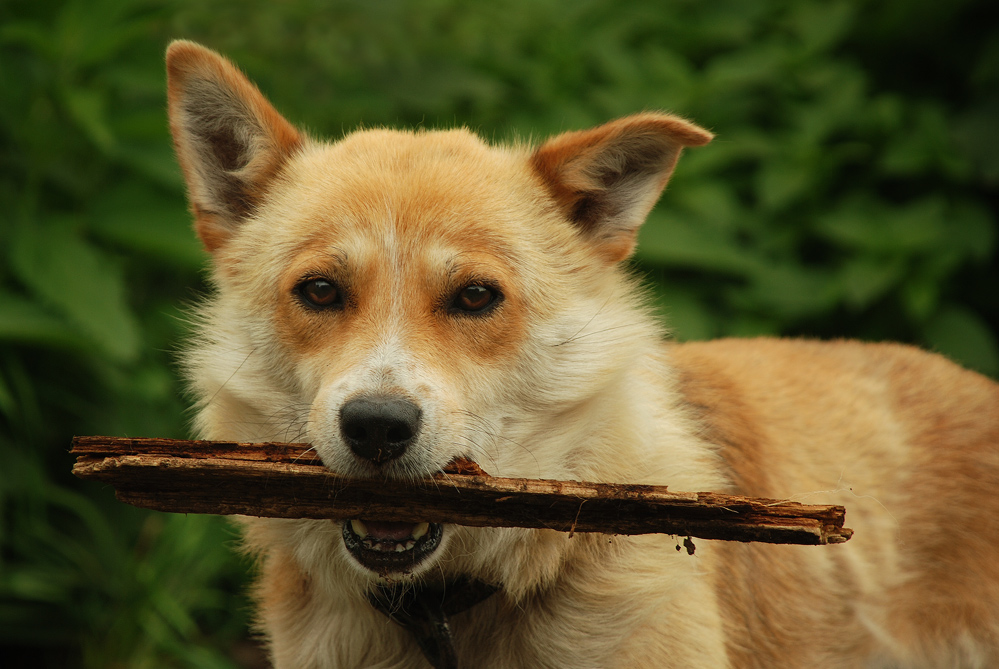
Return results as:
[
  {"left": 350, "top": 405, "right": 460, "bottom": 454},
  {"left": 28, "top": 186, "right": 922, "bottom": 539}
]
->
[{"left": 168, "top": 41, "right": 999, "bottom": 668}]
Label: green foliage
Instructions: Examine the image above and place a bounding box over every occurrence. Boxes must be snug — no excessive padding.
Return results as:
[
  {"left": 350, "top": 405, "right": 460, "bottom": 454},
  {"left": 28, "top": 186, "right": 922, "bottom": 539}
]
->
[
  {"left": 1, "top": 0, "right": 244, "bottom": 665},
  {"left": 1, "top": 0, "right": 996, "bottom": 666}
]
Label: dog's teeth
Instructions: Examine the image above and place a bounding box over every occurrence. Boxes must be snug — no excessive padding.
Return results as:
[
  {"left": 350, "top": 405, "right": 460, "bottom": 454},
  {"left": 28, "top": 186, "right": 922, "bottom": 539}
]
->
[
  {"left": 350, "top": 520, "right": 369, "bottom": 538},
  {"left": 411, "top": 522, "right": 430, "bottom": 540},
  {"left": 394, "top": 544, "right": 407, "bottom": 552},
  {"left": 404, "top": 540, "right": 416, "bottom": 550}
]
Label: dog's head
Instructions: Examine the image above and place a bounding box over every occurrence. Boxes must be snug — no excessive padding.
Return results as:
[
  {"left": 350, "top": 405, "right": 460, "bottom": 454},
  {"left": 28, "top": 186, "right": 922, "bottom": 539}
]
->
[{"left": 168, "top": 41, "right": 711, "bottom": 582}]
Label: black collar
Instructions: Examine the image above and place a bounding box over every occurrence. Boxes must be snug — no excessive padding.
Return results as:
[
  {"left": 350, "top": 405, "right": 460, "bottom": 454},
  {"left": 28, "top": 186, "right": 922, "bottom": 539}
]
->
[{"left": 368, "top": 577, "right": 499, "bottom": 669}]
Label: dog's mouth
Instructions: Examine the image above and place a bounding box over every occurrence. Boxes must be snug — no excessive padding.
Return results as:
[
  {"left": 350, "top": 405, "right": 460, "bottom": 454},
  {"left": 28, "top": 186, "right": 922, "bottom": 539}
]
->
[{"left": 342, "top": 519, "right": 444, "bottom": 575}]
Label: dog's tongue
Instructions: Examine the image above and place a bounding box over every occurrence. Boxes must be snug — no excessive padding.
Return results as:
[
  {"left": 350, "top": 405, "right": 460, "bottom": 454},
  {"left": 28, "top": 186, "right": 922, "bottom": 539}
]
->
[{"left": 365, "top": 520, "right": 417, "bottom": 541}]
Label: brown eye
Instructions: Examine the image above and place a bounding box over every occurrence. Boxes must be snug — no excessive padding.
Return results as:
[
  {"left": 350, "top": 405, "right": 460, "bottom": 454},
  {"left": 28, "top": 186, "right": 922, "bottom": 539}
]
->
[
  {"left": 298, "top": 278, "right": 341, "bottom": 308},
  {"left": 453, "top": 284, "right": 498, "bottom": 313}
]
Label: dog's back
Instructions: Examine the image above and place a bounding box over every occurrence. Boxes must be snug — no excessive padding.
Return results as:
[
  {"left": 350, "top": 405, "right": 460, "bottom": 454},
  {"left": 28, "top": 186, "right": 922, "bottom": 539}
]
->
[{"left": 674, "top": 338, "right": 999, "bottom": 667}]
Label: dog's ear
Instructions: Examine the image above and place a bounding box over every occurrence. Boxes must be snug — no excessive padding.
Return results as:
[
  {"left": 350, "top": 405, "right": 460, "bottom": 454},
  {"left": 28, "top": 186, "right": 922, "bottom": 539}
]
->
[
  {"left": 531, "top": 113, "right": 712, "bottom": 263},
  {"left": 166, "top": 40, "right": 303, "bottom": 253}
]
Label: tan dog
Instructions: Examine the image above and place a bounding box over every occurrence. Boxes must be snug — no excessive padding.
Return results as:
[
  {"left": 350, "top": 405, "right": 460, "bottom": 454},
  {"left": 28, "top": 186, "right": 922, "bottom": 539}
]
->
[{"left": 167, "top": 40, "right": 999, "bottom": 668}]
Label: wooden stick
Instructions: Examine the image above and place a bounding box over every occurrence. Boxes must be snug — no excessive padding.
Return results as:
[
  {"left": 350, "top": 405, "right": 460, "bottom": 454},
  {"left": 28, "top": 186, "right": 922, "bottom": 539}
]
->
[{"left": 71, "top": 436, "right": 853, "bottom": 546}]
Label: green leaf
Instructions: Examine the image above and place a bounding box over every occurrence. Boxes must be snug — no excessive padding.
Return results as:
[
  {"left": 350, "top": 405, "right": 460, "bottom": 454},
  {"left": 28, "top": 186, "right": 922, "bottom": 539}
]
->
[
  {"left": 817, "top": 197, "right": 948, "bottom": 254},
  {"left": 923, "top": 306, "right": 999, "bottom": 377},
  {"left": 788, "top": 1, "right": 854, "bottom": 54},
  {"left": 115, "top": 143, "right": 187, "bottom": 190},
  {"left": 88, "top": 183, "right": 206, "bottom": 270},
  {"left": 724, "top": 314, "right": 780, "bottom": 338},
  {"left": 0, "top": 292, "right": 85, "bottom": 349},
  {"left": 945, "top": 201, "right": 996, "bottom": 261},
  {"left": 637, "top": 211, "right": 764, "bottom": 276},
  {"left": 10, "top": 220, "right": 141, "bottom": 363},
  {"left": 61, "top": 86, "right": 116, "bottom": 154},
  {"left": 0, "top": 21, "right": 49, "bottom": 52},
  {"left": 755, "top": 159, "right": 812, "bottom": 211},
  {"left": 647, "top": 282, "right": 717, "bottom": 341},
  {"left": 901, "top": 274, "right": 941, "bottom": 320},
  {"left": 731, "top": 263, "right": 838, "bottom": 320},
  {"left": 838, "top": 257, "right": 905, "bottom": 309},
  {"left": 0, "top": 370, "right": 14, "bottom": 419},
  {"left": 954, "top": 97, "right": 999, "bottom": 184}
]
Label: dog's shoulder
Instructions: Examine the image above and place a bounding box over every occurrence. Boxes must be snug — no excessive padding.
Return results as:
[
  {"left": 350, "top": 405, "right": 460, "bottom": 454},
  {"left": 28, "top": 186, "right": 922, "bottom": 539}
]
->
[{"left": 669, "top": 336, "right": 998, "bottom": 418}]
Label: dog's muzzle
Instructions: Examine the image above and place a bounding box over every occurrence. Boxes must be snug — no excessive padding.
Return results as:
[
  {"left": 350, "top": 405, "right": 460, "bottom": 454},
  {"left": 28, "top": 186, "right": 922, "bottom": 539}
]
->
[{"left": 342, "top": 519, "right": 443, "bottom": 575}]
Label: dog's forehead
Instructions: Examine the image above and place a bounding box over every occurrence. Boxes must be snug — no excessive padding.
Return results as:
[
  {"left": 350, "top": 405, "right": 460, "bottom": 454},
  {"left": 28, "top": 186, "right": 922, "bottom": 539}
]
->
[
  {"left": 290, "top": 128, "right": 531, "bottom": 217},
  {"left": 256, "top": 128, "right": 539, "bottom": 266}
]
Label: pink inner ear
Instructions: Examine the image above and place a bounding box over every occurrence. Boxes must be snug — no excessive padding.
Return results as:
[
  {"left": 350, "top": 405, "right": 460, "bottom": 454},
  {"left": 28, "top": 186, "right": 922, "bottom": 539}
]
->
[{"left": 530, "top": 113, "right": 712, "bottom": 263}]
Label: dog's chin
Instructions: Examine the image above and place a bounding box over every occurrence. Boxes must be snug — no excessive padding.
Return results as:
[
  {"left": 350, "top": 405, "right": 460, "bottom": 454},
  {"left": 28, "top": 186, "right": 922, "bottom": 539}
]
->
[{"left": 342, "top": 519, "right": 444, "bottom": 578}]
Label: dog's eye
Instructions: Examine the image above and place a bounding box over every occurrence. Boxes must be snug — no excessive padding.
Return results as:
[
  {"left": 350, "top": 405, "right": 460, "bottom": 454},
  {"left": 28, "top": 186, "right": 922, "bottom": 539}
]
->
[
  {"left": 298, "top": 278, "right": 342, "bottom": 308},
  {"left": 452, "top": 285, "right": 498, "bottom": 313}
]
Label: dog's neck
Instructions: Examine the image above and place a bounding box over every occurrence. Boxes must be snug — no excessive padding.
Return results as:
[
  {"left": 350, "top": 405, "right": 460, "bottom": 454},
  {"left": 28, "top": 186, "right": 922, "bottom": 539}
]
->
[{"left": 367, "top": 577, "right": 499, "bottom": 669}]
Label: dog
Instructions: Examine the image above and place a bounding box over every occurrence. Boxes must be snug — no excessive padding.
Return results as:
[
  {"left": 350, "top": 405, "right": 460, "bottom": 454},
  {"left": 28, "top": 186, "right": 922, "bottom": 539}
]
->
[{"left": 167, "top": 40, "right": 999, "bottom": 668}]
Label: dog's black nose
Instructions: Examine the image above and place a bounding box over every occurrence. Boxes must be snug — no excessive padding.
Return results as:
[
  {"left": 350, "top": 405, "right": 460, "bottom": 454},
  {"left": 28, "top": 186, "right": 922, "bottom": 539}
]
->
[{"left": 339, "top": 396, "right": 422, "bottom": 465}]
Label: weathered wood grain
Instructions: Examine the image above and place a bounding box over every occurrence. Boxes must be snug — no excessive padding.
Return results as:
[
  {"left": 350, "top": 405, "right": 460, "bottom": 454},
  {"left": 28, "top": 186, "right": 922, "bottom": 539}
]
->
[{"left": 71, "top": 436, "right": 853, "bottom": 545}]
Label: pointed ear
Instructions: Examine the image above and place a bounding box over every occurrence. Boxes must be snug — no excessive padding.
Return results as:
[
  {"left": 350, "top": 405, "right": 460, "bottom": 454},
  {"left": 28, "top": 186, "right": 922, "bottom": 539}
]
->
[
  {"left": 530, "top": 113, "right": 712, "bottom": 263},
  {"left": 166, "top": 40, "right": 303, "bottom": 253}
]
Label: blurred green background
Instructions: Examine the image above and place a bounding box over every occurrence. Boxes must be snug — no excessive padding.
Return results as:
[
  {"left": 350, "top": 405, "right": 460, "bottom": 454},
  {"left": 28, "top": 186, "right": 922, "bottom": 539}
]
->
[{"left": 1, "top": 0, "right": 997, "bottom": 666}]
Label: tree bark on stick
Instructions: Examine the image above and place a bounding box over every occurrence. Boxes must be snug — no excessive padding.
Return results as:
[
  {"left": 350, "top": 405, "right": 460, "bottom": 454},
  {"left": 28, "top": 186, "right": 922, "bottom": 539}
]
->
[{"left": 71, "top": 436, "right": 853, "bottom": 546}]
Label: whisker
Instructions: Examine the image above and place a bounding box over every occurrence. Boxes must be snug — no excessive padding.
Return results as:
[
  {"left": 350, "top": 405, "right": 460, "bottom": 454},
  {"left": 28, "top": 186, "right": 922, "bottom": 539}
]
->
[
  {"left": 454, "top": 409, "right": 541, "bottom": 475},
  {"left": 552, "top": 296, "right": 614, "bottom": 347},
  {"left": 203, "top": 345, "right": 257, "bottom": 407},
  {"left": 554, "top": 322, "right": 644, "bottom": 347}
]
